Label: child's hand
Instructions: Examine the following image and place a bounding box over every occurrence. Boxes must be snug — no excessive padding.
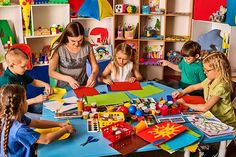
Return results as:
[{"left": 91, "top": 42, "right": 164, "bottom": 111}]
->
[
  {"left": 67, "top": 76, "right": 80, "bottom": 89},
  {"left": 172, "top": 90, "right": 182, "bottom": 98},
  {"left": 176, "top": 98, "right": 186, "bottom": 106},
  {"left": 44, "top": 83, "right": 53, "bottom": 95},
  {"left": 86, "top": 75, "right": 96, "bottom": 87},
  {"left": 34, "top": 94, "right": 47, "bottom": 104},
  {"left": 63, "top": 124, "right": 76, "bottom": 134},
  {"left": 128, "top": 77, "right": 136, "bottom": 83},
  {"left": 160, "top": 60, "right": 170, "bottom": 66},
  {"left": 103, "top": 78, "right": 113, "bottom": 85}
]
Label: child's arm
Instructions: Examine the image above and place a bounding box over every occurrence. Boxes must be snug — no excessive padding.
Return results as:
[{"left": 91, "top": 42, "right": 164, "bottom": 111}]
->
[
  {"left": 29, "top": 119, "right": 67, "bottom": 128},
  {"left": 49, "top": 52, "right": 80, "bottom": 89},
  {"left": 36, "top": 124, "right": 76, "bottom": 144},
  {"left": 98, "top": 63, "right": 113, "bottom": 85},
  {"left": 86, "top": 50, "right": 99, "bottom": 87},
  {"left": 172, "top": 83, "right": 203, "bottom": 98},
  {"left": 31, "top": 79, "right": 53, "bottom": 95},
  {"left": 133, "top": 64, "right": 143, "bottom": 81},
  {"left": 160, "top": 60, "right": 181, "bottom": 72},
  {"left": 178, "top": 96, "right": 220, "bottom": 112}
]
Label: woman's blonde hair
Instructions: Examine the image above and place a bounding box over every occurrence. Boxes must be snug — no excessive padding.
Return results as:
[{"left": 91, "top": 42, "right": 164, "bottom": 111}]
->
[
  {"left": 0, "top": 84, "right": 26, "bottom": 157},
  {"left": 112, "top": 43, "right": 135, "bottom": 78},
  {"left": 203, "top": 52, "right": 232, "bottom": 91}
]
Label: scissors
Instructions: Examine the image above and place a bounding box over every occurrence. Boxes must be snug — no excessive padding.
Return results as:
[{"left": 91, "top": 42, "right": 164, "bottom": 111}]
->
[{"left": 80, "top": 136, "right": 99, "bottom": 146}]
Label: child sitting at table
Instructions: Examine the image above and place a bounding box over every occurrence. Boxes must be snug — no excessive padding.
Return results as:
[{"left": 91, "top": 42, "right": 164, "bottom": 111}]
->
[
  {"left": 0, "top": 45, "right": 53, "bottom": 114},
  {"left": 172, "top": 52, "right": 236, "bottom": 128},
  {"left": 0, "top": 84, "right": 76, "bottom": 157},
  {"left": 98, "top": 43, "right": 142, "bottom": 85},
  {"left": 160, "top": 41, "right": 206, "bottom": 95}
]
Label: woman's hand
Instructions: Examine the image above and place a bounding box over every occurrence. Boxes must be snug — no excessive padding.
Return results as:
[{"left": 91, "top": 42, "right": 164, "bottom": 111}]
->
[
  {"left": 103, "top": 78, "right": 113, "bottom": 85},
  {"left": 176, "top": 98, "right": 187, "bottom": 106},
  {"left": 128, "top": 77, "right": 136, "bottom": 83},
  {"left": 86, "top": 75, "right": 96, "bottom": 87},
  {"left": 172, "top": 90, "right": 182, "bottom": 99},
  {"left": 67, "top": 76, "right": 80, "bottom": 89}
]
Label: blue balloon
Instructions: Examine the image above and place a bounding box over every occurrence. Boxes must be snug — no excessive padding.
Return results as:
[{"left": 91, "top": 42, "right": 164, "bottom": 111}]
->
[
  {"left": 128, "top": 106, "right": 137, "bottom": 115},
  {"left": 135, "top": 110, "right": 144, "bottom": 117}
]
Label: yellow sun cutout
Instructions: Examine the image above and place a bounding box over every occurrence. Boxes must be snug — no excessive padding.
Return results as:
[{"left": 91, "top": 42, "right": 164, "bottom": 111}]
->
[{"left": 148, "top": 123, "right": 183, "bottom": 138}]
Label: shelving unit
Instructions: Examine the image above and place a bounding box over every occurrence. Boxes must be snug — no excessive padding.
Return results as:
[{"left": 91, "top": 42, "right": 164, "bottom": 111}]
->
[
  {"left": 24, "top": 4, "right": 70, "bottom": 54},
  {"left": 0, "top": 4, "right": 24, "bottom": 43},
  {"left": 113, "top": 0, "right": 193, "bottom": 80},
  {"left": 192, "top": 20, "right": 236, "bottom": 76}
]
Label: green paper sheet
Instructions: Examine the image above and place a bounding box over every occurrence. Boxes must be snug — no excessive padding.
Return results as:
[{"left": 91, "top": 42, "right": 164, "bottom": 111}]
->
[
  {"left": 86, "top": 92, "right": 130, "bottom": 106},
  {"left": 128, "top": 85, "right": 164, "bottom": 98}
]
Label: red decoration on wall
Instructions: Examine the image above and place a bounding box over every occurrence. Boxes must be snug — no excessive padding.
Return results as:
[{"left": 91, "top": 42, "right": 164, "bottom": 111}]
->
[
  {"left": 90, "top": 27, "right": 108, "bottom": 44},
  {"left": 193, "top": 0, "right": 226, "bottom": 21}
]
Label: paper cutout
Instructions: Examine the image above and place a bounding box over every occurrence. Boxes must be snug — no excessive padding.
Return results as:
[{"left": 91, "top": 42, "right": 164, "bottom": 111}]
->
[
  {"left": 48, "top": 88, "right": 66, "bottom": 102},
  {"left": 86, "top": 92, "right": 130, "bottom": 106},
  {"left": 35, "top": 127, "right": 70, "bottom": 140},
  {"left": 109, "top": 81, "right": 142, "bottom": 91},
  {"left": 73, "top": 87, "right": 99, "bottom": 98},
  {"left": 128, "top": 85, "right": 163, "bottom": 98},
  {"left": 137, "top": 122, "right": 187, "bottom": 146},
  {"left": 109, "top": 134, "right": 149, "bottom": 156}
]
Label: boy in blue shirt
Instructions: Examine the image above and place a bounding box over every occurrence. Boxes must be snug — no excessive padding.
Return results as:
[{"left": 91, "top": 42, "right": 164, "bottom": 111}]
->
[
  {"left": 160, "top": 41, "right": 206, "bottom": 95},
  {"left": 0, "top": 45, "right": 53, "bottom": 113}
]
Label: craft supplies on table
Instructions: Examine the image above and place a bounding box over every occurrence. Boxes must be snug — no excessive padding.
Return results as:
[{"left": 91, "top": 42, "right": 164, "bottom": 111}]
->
[
  {"left": 87, "top": 118, "right": 100, "bottom": 132},
  {"left": 98, "top": 112, "right": 125, "bottom": 128},
  {"left": 101, "top": 121, "right": 133, "bottom": 142}
]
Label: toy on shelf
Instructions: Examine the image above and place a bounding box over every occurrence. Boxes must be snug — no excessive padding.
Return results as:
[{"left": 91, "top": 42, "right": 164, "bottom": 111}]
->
[
  {"left": 117, "top": 23, "right": 124, "bottom": 39},
  {"left": 165, "top": 35, "right": 190, "bottom": 42},
  {"left": 124, "top": 24, "right": 136, "bottom": 39},
  {"left": 141, "top": 17, "right": 163, "bottom": 39},
  {"left": 50, "top": 24, "right": 64, "bottom": 35},
  {"left": 166, "top": 50, "right": 182, "bottom": 64},
  {"left": 149, "top": 0, "right": 159, "bottom": 13},
  {"left": 140, "top": 45, "right": 164, "bottom": 65},
  {"left": 126, "top": 5, "right": 137, "bottom": 14},
  {"left": 34, "top": 0, "right": 49, "bottom": 4},
  {"left": 0, "top": 0, "right": 10, "bottom": 5},
  {"left": 209, "top": 5, "right": 227, "bottom": 23},
  {"left": 19, "top": 0, "right": 31, "bottom": 36},
  {"left": 115, "top": 4, "right": 126, "bottom": 13},
  {"left": 142, "top": 5, "right": 150, "bottom": 14},
  {"left": 48, "top": 0, "right": 68, "bottom": 3},
  {"left": 34, "top": 27, "right": 50, "bottom": 36}
]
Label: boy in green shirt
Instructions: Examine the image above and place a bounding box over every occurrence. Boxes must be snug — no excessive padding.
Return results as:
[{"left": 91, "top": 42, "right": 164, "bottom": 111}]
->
[
  {"left": 161, "top": 41, "right": 206, "bottom": 95},
  {"left": 0, "top": 44, "right": 53, "bottom": 113}
]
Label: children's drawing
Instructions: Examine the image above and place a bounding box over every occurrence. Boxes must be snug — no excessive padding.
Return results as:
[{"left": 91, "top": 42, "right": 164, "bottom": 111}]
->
[{"left": 93, "top": 45, "right": 112, "bottom": 61}]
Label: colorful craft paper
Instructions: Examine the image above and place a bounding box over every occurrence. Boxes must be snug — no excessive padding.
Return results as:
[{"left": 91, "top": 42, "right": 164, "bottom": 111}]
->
[
  {"left": 73, "top": 87, "right": 99, "bottom": 98},
  {"left": 137, "top": 122, "right": 187, "bottom": 146},
  {"left": 86, "top": 92, "right": 130, "bottom": 106},
  {"left": 109, "top": 81, "right": 142, "bottom": 91},
  {"left": 48, "top": 88, "right": 66, "bottom": 102},
  {"left": 181, "top": 96, "right": 205, "bottom": 104},
  {"left": 35, "top": 127, "right": 70, "bottom": 140},
  {"left": 128, "top": 85, "right": 163, "bottom": 98},
  {"left": 159, "top": 130, "right": 200, "bottom": 153}
]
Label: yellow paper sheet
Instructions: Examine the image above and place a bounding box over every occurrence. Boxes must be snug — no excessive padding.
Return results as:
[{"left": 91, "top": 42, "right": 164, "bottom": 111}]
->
[
  {"left": 48, "top": 88, "right": 66, "bottom": 103},
  {"left": 35, "top": 127, "right": 70, "bottom": 140}
]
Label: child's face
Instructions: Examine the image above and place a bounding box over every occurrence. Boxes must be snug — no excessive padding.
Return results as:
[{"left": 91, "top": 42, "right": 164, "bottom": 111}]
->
[
  {"left": 203, "top": 63, "right": 218, "bottom": 81},
  {"left": 11, "top": 58, "right": 28, "bottom": 75},
  {"left": 115, "top": 50, "right": 129, "bottom": 67},
  {"left": 183, "top": 56, "right": 197, "bottom": 64},
  {"left": 67, "top": 36, "right": 83, "bottom": 49}
]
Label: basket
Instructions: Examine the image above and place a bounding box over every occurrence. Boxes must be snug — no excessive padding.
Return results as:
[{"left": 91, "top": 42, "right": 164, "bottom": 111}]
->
[
  {"left": 101, "top": 121, "right": 133, "bottom": 142},
  {"left": 158, "top": 105, "right": 183, "bottom": 116},
  {"left": 98, "top": 112, "right": 125, "bottom": 128}
]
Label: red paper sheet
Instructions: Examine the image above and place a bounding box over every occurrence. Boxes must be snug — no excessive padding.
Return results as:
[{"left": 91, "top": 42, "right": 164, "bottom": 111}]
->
[
  {"left": 181, "top": 96, "right": 205, "bottom": 104},
  {"left": 73, "top": 87, "right": 99, "bottom": 98},
  {"left": 137, "top": 122, "right": 187, "bottom": 146},
  {"left": 109, "top": 81, "right": 142, "bottom": 91}
]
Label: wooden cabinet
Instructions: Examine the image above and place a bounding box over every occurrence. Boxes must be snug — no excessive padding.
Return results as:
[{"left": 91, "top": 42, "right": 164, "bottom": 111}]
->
[{"left": 113, "top": 0, "right": 193, "bottom": 80}]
